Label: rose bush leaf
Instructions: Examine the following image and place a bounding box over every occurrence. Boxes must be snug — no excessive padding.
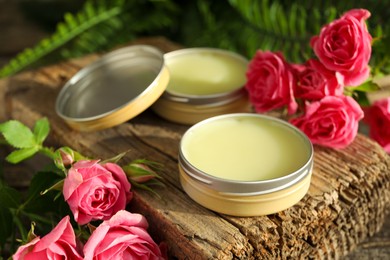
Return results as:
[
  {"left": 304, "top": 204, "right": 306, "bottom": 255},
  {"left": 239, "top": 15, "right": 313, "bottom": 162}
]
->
[
  {"left": 0, "top": 120, "right": 37, "bottom": 149},
  {"left": 353, "top": 91, "right": 371, "bottom": 107},
  {"left": 0, "top": 179, "right": 21, "bottom": 208},
  {"left": 33, "top": 117, "right": 50, "bottom": 145},
  {"left": 0, "top": 205, "right": 13, "bottom": 246},
  {"left": 25, "top": 171, "right": 63, "bottom": 211},
  {"left": 100, "top": 151, "right": 127, "bottom": 164},
  {"left": 348, "top": 80, "right": 380, "bottom": 93},
  {"left": 6, "top": 147, "right": 40, "bottom": 164}
]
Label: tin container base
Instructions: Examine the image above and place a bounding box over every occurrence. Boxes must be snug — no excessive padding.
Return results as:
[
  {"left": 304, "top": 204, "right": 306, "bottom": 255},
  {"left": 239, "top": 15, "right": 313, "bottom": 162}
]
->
[
  {"left": 179, "top": 165, "right": 312, "bottom": 216},
  {"left": 152, "top": 95, "right": 250, "bottom": 125}
]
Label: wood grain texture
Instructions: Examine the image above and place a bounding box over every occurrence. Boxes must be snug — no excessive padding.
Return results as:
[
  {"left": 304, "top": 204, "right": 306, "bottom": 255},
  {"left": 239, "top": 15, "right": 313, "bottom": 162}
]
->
[{"left": 1, "top": 37, "right": 390, "bottom": 259}]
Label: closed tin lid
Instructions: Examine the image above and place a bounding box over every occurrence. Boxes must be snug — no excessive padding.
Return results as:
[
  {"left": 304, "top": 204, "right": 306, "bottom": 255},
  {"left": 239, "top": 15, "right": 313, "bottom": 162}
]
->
[{"left": 55, "top": 45, "right": 169, "bottom": 131}]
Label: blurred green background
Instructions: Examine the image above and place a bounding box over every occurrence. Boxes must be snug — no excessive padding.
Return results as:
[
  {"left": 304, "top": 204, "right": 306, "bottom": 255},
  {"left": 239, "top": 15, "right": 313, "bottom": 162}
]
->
[{"left": 1, "top": 0, "right": 390, "bottom": 77}]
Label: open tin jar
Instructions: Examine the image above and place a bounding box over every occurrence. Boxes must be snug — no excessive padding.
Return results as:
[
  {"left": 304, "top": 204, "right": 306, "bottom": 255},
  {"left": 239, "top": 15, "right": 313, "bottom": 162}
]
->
[
  {"left": 152, "top": 48, "right": 250, "bottom": 125},
  {"left": 179, "top": 113, "right": 313, "bottom": 216}
]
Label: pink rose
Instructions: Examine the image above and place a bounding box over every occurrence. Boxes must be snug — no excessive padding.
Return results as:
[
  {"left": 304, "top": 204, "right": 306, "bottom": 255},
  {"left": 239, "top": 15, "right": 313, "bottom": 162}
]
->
[
  {"left": 63, "top": 160, "right": 132, "bottom": 225},
  {"left": 245, "top": 50, "right": 298, "bottom": 114},
  {"left": 13, "top": 216, "right": 83, "bottom": 260},
  {"left": 295, "top": 59, "right": 344, "bottom": 100},
  {"left": 364, "top": 97, "right": 390, "bottom": 153},
  {"left": 310, "top": 9, "right": 372, "bottom": 86},
  {"left": 83, "top": 210, "right": 166, "bottom": 260},
  {"left": 290, "top": 95, "right": 364, "bottom": 148}
]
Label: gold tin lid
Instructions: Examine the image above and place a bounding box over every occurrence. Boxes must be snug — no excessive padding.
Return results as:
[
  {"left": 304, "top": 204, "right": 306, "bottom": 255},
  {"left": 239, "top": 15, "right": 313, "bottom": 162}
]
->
[{"left": 55, "top": 45, "right": 169, "bottom": 131}]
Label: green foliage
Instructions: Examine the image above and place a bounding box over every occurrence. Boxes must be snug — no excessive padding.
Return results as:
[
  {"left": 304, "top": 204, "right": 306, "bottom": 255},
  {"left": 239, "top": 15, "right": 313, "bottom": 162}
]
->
[
  {"left": 0, "top": 0, "right": 178, "bottom": 78},
  {"left": 2, "top": 0, "right": 390, "bottom": 77},
  {"left": 0, "top": 121, "right": 36, "bottom": 149},
  {"left": 0, "top": 205, "right": 13, "bottom": 246},
  {"left": 0, "top": 118, "right": 51, "bottom": 163},
  {"left": 0, "top": 180, "right": 21, "bottom": 209},
  {"left": 174, "top": 0, "right": 390, "bottom": 74},
  {"left": 0, "top": 118, "right": 64, "bottom": 254},
  {"left": 0, "top": 170, "right": 67, "bottom": 252},
  {"left": 0, "top": 118, "right": 166, "bottom": 257}
]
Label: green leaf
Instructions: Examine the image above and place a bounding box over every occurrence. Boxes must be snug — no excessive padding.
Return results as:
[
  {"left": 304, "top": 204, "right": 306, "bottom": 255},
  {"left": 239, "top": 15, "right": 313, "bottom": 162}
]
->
[
  {"left": 0, "top": 180, "right": 21, "bottom": 208},
  {"left": 27, "top": 171, "right": 62, "bottom": 200},
  {"left": 6, "top": 146, "right": 40, "bottom": 164},
  {"left": 348, "top": 80, "right": 381, "bottom": 93},
  {"left": 0, "top": 120, "right": 36, "bottom": 149},
  {"left": 23, "top": 169, "right": 70, "bottom": 222},
  {"left": 40, "top": 179, "right": 64, "bottom": 195},
  {"left": 353, "top": 91, "right": 371, "bottom": 107},
  {"left": 100, "top": 151, "right": 128, "bottom": 164},
  {"left": 0, "top": 205, "right": 13, "bottom": 246},
  {"left": 130, "top": 180, "right": 162, "bottom": 199},
  {"left": 33, "top": 118, "right": 50, "bottom": 145}
]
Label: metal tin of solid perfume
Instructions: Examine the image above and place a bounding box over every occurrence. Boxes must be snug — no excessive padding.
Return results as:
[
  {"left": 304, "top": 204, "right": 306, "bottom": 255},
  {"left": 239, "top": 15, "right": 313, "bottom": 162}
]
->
[
  {"left": 152, "top": 48, "right": 250, "bottom": 125},
  {"left": 179, "top": 113, "right": 314, "bottom": 216}
]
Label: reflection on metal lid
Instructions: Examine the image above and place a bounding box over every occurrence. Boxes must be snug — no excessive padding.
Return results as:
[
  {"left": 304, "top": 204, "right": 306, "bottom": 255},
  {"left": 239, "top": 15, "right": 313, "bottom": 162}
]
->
[{"left": 55, "top": 45, "right": 169, "bottom": 131}]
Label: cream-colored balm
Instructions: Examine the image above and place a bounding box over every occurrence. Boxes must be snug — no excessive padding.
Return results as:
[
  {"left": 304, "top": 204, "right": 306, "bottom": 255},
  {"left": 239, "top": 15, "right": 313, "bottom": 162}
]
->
[
  {"left": 166, "top": 50, "right": 247, "bottom": 96},
  {"left": 181, "top": 116, "right": 310, "bottom": 181}
]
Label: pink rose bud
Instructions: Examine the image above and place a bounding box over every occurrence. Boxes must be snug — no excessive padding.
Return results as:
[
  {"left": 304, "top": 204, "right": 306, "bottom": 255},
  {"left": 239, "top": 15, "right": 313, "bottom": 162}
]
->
[
  {"left": 290, "top": 95, "right": 364, "bottom": 149},
  {"left": 124, "top": 163, "right": 159, "bottom": 183},
  {"left": 13, "top": 216, "right": 83, "bottom": 260},
  {"left": 59, "top": 147, "right": 74, "bottom": 166},
  {"left": 310, "top": 9, "right": 372, "bottom": 86},
  {"left": 83, "top": 210, "right": 166, "bottom": 260},
  {"left": 245, "top": 50, "right": 298, "bottom": 114},
  {"left": 364, "top": 97, "right": 390, "bottom": 153},
  {"left": 63, "top": 160, "right": 133, "bottom": 225}
]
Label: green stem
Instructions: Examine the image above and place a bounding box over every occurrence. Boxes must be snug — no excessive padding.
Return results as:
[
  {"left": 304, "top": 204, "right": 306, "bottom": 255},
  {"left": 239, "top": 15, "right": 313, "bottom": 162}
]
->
[
  {"left": 39, "top": 146, "right": 56, "bottom": 160},
  {"left": 11, "top": 211, "right": 27, "bottom": 242},
  {"left": 22, "top": 212, "right": 52, "bottom": 226}
]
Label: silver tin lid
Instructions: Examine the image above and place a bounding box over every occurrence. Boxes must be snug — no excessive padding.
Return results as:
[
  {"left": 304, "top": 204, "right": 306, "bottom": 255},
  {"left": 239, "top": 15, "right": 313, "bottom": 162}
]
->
[
  {"left": 55, "top": 45, "right": 169, "bottom": 131},
  {"left": 179, "top": 113, "right": 313, "bottom": 196}
]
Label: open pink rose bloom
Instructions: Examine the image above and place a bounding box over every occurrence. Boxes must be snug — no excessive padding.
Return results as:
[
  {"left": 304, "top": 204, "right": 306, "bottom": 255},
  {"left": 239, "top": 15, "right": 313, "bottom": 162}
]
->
[
  {"left": 310, "top": 9, "right": 372, "bottom": 87},
  {"left": 245, "top": 9, "right": 372, "bottom": 150},
  {"left": 364, "top": 97, "right": 390, "bottom": 153},
  {"left": 290, "top": 96, "right": 364, "bottom": 148},
  {"left": 13, "top": 216, "right": 83, "bottom": 260},
  {"left": 63, "top": 160, "right": 132, "bottom": 225},
  {"left": 245, "top": 50, "right": 298, "bottom": 114},
  {"left": 295, "top": 59, "right": 344, "bottom": 100},
  {"left": 84, "top": 210, "right": 166, "bottom": 260}
]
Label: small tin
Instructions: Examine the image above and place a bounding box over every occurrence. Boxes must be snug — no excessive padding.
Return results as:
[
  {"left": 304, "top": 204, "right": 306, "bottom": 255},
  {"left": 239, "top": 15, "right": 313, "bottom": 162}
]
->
[
  {"left": 179, "top": 113, "right": 313, "bottom": 216},
  {"left": 56, "top": 45, "right": 169, "bottom": 131},
  {"left": 152, "top": 48, "right": 250, "bottom": 125}
]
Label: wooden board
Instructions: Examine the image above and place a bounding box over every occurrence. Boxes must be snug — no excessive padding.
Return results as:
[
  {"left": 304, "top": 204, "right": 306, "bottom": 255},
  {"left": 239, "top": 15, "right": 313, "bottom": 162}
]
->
[{"left": 1, "top": 37, "right": 390, "bottom": 259}]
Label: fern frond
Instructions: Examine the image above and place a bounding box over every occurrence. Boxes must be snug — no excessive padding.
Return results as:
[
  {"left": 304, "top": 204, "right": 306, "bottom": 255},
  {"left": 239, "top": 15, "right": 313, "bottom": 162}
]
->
[
  {"left": 0, "top": 0, "right": 125, "bottom": 78},
  {"left": 229, "top": 0, "right": 322, "bottom": 62},
  {"left": 0, "top": 0, "right": 177, "bottom": 78},
  {"left": 228, "top": 0, "right": 390, "bottom": 68}
]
